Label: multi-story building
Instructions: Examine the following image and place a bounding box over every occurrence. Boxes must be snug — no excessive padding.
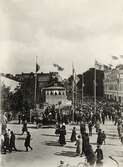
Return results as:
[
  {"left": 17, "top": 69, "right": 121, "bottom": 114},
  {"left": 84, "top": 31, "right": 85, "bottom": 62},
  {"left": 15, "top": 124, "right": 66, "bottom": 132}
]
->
[
  {"left": 83, "top": 68, "right": 104, "bottom": 97},
  {"left": 104, "top": 65, "right": 123, "bottom": 103},
  {"left": 64, "top": 68, "right": 104, "bottom": 106}
]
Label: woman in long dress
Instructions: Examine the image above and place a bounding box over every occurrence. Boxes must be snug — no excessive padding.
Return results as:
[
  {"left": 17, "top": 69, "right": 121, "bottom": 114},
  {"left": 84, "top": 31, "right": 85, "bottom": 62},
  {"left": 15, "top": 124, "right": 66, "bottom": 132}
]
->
[
  {"left": 59, "top": 125, "right": 66, "bottom": 146},
  {"left": 70, "top": 127, "right": 76, "bottom": 142}
]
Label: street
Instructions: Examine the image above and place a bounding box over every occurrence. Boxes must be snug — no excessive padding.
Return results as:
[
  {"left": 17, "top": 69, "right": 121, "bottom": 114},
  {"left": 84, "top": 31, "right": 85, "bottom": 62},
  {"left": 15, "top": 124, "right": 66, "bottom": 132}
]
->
[{"left": 1, "top": 120, "right": 123, "bottom": 167}]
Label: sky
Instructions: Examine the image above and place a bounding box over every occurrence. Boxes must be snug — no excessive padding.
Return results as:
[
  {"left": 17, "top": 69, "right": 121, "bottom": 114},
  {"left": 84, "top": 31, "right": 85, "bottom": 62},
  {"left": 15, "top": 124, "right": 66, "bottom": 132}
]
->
[{"left": 1, "top": 0, "right": 123, "bottom": 78}]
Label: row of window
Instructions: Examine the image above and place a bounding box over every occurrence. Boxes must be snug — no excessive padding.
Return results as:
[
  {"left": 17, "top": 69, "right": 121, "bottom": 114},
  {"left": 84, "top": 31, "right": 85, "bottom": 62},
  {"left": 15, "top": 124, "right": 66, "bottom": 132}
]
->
[
  {"left": 104, "top": 83, "right": 123, "bottom": 91},
  {"left": 46, "top": 91, "right": 65, "bottom": 96}
]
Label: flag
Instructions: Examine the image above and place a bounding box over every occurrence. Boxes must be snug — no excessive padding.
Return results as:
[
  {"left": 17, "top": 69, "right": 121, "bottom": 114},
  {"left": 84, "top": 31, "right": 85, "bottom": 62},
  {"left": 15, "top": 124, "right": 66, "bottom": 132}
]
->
[
  {"left": 108, "top": 64, "right": 113, "bottom": 67},
  {"left": 95, "top": 60, "right": 102, "bottom": 70},
  {"left": 75, "top": 74, "right": 80, "bottom": 84},
  {"left": 57, "top": 66, "right": 64, "bottom": 71},
  {"left": 36, "top": 63, "right": 40, "bottom": 72},
  {"left": 103, "top": 64, "right": 111, "bottom": 71},
  {"left": 72, "top": 64, "right": 75, "bottom": 81},
  {"left": 53, "top": 64, "right": 57, "bottom": 67},
  {"left": 120, "top": 55, "right": 123, "bottom": 58},
  {"left": 116, "top": 64, "right": 123, "bottom": 70},
  {"left": 112, "top": 56, "right": 118, "bottom": 60},
  {"left": 53, "top": 64, "right": 64, "bottom": 71}
]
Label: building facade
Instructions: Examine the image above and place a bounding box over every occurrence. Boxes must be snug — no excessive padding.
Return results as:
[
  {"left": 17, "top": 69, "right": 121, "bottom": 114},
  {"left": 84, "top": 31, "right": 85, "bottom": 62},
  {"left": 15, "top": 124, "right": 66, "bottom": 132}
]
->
[
  {"left": 15, "top": 72, "right": 61, "bottom": 107},
  {"left": 83, "top": 68, "right": 104, "bottom": 97},
  {"left": 41, "top": 84, "right": 72, "bottom": 110},
  {"left": 42, "top": 86, "right": 67, "bottom": 105},
  {"left": 104, "top": 66, "right": 123, "bottom": 103}
]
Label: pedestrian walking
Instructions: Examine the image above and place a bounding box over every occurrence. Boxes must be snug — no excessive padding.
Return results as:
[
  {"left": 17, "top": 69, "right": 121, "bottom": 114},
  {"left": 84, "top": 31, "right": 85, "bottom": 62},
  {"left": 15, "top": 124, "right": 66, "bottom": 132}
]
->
[
  {"left": 10, "top": 131, "right": 17, "bottom": 151},
  {"left": 88, "top": 120, "right": 93, "bottom": 136},
  {"left": 75, "top": 135, "right": 82, "bottom": 156},
  {"left": 80, "top": 121, "right": 86, "bottom": 136},
  {"left": 117, "top": 123, "right": 122, "bottom": 138},
  {"left": 22, "top": 120, "right": 28, "bottom": 135},
  {"left": 95, "top": 145, "right": 103, "bottom": 164},
  {"left": 1, "top": 134, "right": 6, "bottom": 154},
  {"left": 59, "top": 125, "right": 66, "bottom": 146},
  {"left": 55, "top": 123, "right": 60, "bottom": 136},
  {"left": 85, "top": 144, "right": 96, "bottom": 167},
  {"left": 101, "top": 112, "right": 105, "bottom": 125},
  {"left": 102, "top": 131, "right": 106, "bottom": 145},
  {"left": 4, "top": 133, "right": 11, "bottom": 153},
  {"left": 24, "top": 131, "right": 33, "bottom": 152},
  {"left": 95, "top": 120, "right": 100, "bottom": 133},
  {"left": 70, "top": 127, "right": 77, "bottom": 142},
  {"left": 97, "top": 129, "right": 103, "bottom": 146},
  {"left": 82, "top": 132, "right": 90, "bottom": 155}
]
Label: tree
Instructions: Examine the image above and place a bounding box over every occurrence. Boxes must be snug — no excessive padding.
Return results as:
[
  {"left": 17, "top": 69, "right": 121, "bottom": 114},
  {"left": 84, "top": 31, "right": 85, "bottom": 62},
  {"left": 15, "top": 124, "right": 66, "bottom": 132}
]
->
[{"left": 1, "top": 84, "right": 11, "bottom": 112}]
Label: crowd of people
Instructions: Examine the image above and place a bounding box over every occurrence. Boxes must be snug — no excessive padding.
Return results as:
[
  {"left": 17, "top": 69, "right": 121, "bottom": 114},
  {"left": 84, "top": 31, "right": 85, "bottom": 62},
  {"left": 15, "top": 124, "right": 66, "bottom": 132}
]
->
[
  {"left": 55, "top": 99, "right": 123, "bottom": 166},
  {"left": 1, "top": 98, "right": 123, "bottom": 166}
]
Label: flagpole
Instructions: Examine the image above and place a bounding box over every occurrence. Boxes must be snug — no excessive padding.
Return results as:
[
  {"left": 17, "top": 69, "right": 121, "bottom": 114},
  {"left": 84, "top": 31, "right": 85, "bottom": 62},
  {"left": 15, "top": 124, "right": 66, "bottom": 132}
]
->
[
  {"left": 94, "top": 61, "right": 96, "bottom": 113},
  {"left": 75, "top": 73, "right": 78, "bottom": 108},
  {"left": 34, "top": 56, "right": 37, "bottom": 111},
  {"left": 76, "top": 81, "right": 77, "bottom": 107},
  {"left": 81, "top": 74, "right": 84, "bottom": 108},
  {"left": 72, "top": 64, "right": 75, "bottom": 122}
]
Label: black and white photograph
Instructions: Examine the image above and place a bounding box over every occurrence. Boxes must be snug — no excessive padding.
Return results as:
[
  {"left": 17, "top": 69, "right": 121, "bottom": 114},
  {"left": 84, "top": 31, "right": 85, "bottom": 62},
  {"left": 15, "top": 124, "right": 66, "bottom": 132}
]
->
[{"left": 0, "top": 0, "right": 123, "bottom": 167}]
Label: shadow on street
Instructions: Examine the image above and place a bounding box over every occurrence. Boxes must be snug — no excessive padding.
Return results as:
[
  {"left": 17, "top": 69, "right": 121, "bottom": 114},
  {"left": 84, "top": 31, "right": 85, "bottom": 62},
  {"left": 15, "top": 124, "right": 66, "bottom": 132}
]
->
[
  {"left": 55, "top": 151, "right": 77, "bottom": 157},
  {"left": 44, "top": 141, "right": 61, "bottom": 147},
  {"left": 41, "top": 134, "right": 57, "bottom": 137}
]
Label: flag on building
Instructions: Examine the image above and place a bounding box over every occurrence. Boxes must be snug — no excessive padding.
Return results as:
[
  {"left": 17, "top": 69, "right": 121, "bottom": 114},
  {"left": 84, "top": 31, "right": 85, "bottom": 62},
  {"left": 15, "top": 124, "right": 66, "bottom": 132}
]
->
[
  {"left": 95, "top": 60, "right": 102, "bottom": 70},
  {"left": 112, "top": 56, "right": 119, "bottom": 60},
  {"left": 36, "top": 63, "right": 40, "bottom": 72}
]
